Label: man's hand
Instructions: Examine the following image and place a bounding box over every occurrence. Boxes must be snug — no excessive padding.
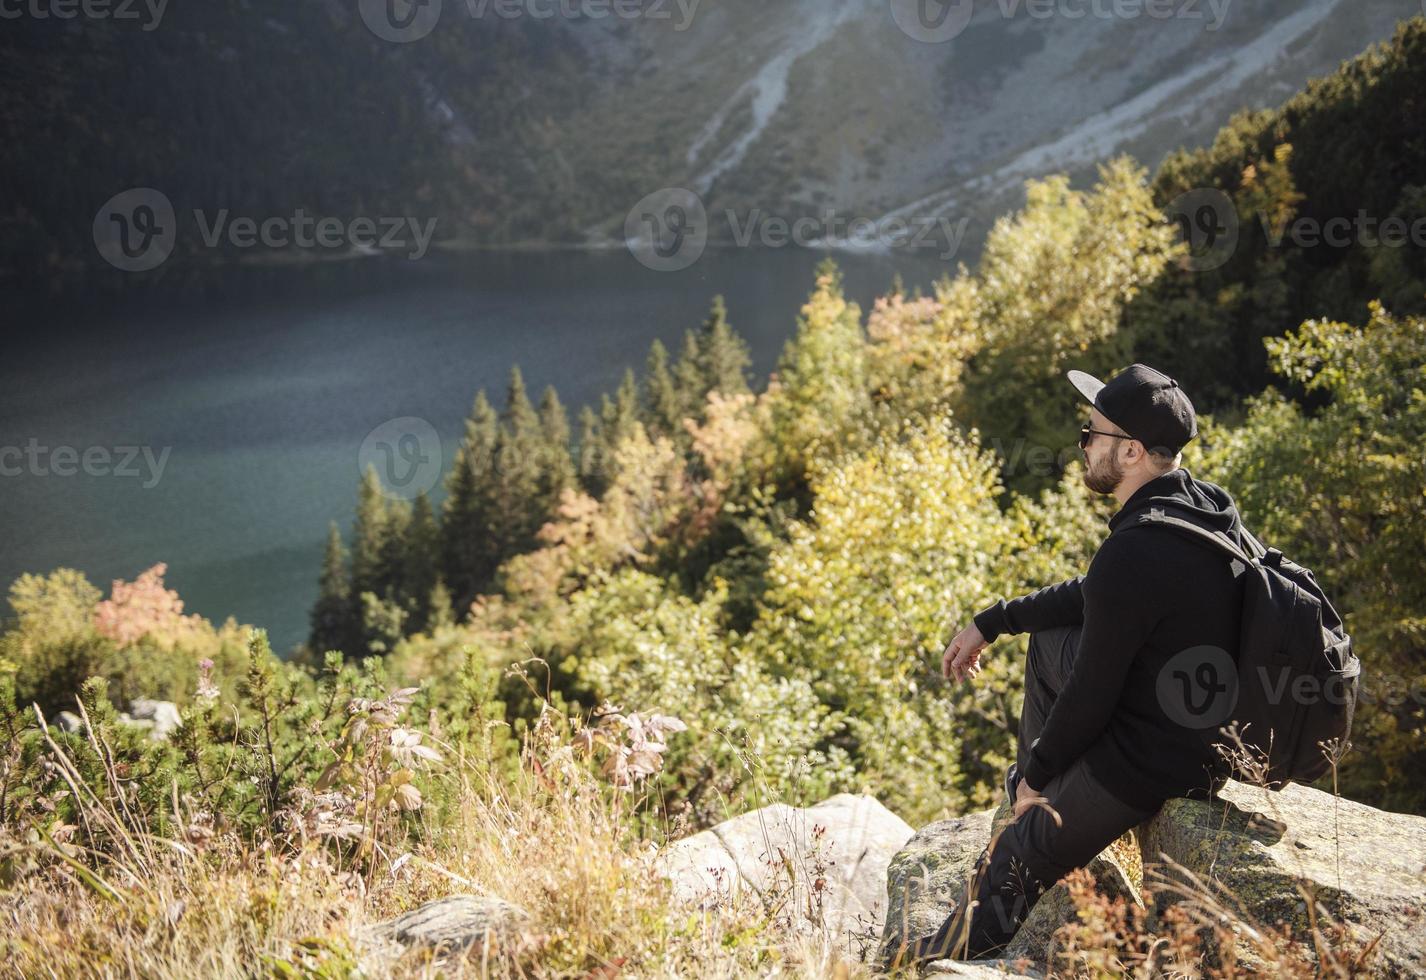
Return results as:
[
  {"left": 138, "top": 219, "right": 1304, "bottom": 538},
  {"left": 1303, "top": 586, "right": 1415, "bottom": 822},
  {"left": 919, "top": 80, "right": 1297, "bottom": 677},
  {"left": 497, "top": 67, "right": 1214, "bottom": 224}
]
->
[
  {"left": 942, "top": 622, "right": 989, "bottom": 683},
  {"left": 1013, "top": 776, "right": 1046, "bottom": 820}
]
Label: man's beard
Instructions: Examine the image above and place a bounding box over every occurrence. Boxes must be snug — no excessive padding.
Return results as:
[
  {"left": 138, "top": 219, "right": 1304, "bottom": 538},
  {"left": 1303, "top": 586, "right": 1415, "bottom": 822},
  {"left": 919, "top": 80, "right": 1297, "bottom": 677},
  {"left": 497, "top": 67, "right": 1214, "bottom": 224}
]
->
[{"left": 1082, "top": 449, "right": 1124, "bottom": 495}]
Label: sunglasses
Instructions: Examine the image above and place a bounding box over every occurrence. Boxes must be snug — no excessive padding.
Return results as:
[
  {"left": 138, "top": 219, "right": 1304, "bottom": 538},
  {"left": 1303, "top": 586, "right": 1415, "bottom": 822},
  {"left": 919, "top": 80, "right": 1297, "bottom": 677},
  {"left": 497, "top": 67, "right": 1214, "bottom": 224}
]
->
[{"left": 1079, "top": 422, "right": 1133, "bottom": 450}]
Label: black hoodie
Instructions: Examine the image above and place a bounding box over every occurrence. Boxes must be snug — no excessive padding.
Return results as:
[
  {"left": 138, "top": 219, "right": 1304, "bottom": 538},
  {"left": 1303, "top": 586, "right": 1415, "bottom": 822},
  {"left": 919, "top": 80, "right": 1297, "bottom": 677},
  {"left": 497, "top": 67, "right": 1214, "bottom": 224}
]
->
[{"left": 973, "top": 467, "right": 1251, "bottom": 811}]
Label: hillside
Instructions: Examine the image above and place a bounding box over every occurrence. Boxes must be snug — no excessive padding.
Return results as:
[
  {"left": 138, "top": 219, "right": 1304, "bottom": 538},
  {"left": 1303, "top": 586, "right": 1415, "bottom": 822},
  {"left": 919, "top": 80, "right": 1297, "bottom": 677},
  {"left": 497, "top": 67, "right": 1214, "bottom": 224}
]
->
[
  {"left": 2, "top": 0, "right": 1418, "bottom": 283},
  {"left": 3, "top": 11, "right": 1426, "bottom": 978}
]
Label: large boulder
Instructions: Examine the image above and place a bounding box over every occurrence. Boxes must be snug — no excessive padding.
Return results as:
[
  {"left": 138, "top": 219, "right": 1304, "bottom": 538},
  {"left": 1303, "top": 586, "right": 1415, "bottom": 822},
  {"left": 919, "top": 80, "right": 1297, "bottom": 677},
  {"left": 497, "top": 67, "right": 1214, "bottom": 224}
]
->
[
  {"left": 881, "top": 798, "right": 1138, "bottom": 973},
  {"left": 1141, "top": 779, "right": 1426, "bottom": 976},
  {"left": 658, "top": 792, "right": 915, "bottom": 961},
  {"left": 884, "top": 779, "right": 1426, "bottom": 976}
]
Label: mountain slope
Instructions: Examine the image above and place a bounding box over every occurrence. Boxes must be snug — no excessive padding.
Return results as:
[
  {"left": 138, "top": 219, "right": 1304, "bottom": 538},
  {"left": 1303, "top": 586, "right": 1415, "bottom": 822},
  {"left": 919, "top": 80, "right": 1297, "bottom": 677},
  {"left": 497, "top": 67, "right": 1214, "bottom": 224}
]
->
[{"left": 2, "top": 0, "right": 1420, "bottom": 281}]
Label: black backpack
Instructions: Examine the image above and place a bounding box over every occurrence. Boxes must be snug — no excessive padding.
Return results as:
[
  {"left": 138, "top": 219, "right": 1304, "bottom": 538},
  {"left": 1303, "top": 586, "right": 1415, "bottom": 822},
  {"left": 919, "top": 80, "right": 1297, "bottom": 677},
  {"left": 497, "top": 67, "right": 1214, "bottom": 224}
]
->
[{"left": 1133, "top": 503, "right": 1361, "bottom": 790}]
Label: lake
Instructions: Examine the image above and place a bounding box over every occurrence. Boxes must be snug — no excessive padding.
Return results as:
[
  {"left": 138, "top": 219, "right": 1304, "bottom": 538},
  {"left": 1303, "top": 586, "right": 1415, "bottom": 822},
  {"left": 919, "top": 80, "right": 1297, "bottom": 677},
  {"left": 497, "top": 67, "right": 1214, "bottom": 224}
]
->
[{"left": 1, "top": 246, "right": 954, "bottom": 653}]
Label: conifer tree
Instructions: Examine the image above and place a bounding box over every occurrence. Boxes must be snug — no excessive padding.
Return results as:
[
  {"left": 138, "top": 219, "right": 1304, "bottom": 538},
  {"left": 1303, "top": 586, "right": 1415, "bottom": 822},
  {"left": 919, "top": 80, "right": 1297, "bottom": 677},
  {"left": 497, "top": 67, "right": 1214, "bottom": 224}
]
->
[
  {"left": 536, "top": 385, "right": 576, "bottom": 502},
  {"left": 379, "top": 495, "right": 412, "bottom": 606},
  {"left": 608, "top": 367, "right": 640, "bottom": 433},
  {"left": 308, "top": 522, "right": 353, "bottom": 657},
  {"left": 442, "top": 390, "right": 500, "bottom": 609},
  {"left": 490, "top": 366, "right": 548, "bottom": 559},
  {"left": 576, "top": 404, "right": 602, "bottom": 490},
  {"left": 402, "top": 492, "right": 440, "bottom": 633},
  {"left": 673, "top": 328, "right": 704, "bottom": 419},
  {"left": 582, "top": 368, "right": 643, "bottom": 495},
  {"left": 642, "top": 338, "right": 682, "bottom": 438},
  {"left": 351, "top": 466, "right": 392, "bottom": 602},
  {"left": 350, "top": 466, "right": 413, "bottom": 655},
  {"left": 696, "top": 295, "right": 752, "bottom": 400},
  {"left": 501, "top": 365, "right": 540, "bottom": 439}
]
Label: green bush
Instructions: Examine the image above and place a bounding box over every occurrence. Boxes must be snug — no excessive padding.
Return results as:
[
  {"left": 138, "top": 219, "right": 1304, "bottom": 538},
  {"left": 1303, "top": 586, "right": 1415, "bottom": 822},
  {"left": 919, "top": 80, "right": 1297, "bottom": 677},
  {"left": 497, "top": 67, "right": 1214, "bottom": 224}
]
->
[{"left": 1200, "top": 303, "right": 1426, "bottom": 812}]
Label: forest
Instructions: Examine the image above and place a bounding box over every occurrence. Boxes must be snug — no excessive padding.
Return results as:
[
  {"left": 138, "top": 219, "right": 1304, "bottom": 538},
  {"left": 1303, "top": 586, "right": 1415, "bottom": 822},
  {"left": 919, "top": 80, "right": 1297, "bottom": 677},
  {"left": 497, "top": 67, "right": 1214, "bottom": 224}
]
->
[{"left": 2, "top": 17, "right": 1424, "bottom": 978}]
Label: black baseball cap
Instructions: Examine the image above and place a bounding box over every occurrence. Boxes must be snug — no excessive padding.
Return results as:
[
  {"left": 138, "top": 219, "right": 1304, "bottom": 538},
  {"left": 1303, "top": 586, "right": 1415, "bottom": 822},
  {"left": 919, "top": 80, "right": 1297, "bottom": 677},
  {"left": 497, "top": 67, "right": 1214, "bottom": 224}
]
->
[{"left": 1067, "top": 363, "right": 1197, "bottom": 456}]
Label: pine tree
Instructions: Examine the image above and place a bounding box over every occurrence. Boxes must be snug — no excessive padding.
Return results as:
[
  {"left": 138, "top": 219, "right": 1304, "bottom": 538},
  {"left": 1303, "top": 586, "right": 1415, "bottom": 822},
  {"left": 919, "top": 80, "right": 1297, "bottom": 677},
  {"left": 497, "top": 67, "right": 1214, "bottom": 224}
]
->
[
  {"left": 351, "top": 466, "right": 392, "bottom": 602},
  {"left": 350, "top": 467, "right": 411, "bottom": 655},
  {"left": 696, "top": 295, "right": 752, "bottom": 400},
  {"left": 673, "top": 328, "right": 705, "bottom": 419},
  {"left": 642, "top": 338, "right": 682, "bottom": 438},
  {"left": 609, "top": 367, "right": 640, "bottom": 432},
  {"left": 501, "top": 365, "right": 540, "bottom": 438},
  {"left": 442, "top": 390, "right": 500, "bottom": 610},
  {"left": 308, "top": 522, "right": 353, "bottom": 657},
  {"left": 591, "top": 368, "right": 643, "bottom": 490},
  {"left": 379, "top": 496, "right": 412, "bottom": 605},
  {"left": 490, "top": 366, "right": 548, "bottom": 560},
  {"left": 402, "top": 492, "right": 440, "bottom": 633},
  {"left": 576, "top": 404, "right": 602, "bottom": 490},
  {"left": 536, "top": 385, "right": 576, "bottom": 503}
]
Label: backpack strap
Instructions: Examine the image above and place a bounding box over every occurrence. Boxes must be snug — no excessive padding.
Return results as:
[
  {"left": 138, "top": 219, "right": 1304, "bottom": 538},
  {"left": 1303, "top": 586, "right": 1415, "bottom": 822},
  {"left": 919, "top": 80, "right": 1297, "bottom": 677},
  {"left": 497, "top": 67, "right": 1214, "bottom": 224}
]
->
[
  {"left": 1134, "top": 505, "right": 1258, "bottom": 566},
  {"left": 1238, "top": 526, "right": 1270, "bottom": 561}
]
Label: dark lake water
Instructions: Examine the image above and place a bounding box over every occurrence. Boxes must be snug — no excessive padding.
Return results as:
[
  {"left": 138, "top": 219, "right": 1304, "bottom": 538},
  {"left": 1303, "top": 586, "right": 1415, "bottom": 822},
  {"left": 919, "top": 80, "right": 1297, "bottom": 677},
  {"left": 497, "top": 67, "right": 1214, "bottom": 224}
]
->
[{"left": 2, "top": 246, "right": 953, "bottom": 653}]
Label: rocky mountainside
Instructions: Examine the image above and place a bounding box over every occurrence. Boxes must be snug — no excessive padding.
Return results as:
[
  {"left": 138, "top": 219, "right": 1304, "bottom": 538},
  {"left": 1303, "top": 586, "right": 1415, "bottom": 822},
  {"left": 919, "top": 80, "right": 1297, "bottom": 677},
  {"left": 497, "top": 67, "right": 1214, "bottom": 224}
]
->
[{"left": 3, "top": 0, "right": 1420, "bottom": 278}]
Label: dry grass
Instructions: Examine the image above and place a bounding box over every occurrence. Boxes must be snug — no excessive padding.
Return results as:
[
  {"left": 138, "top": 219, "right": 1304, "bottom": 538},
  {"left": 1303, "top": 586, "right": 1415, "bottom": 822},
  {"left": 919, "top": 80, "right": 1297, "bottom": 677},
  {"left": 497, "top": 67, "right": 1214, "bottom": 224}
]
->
[
  {"left": 0, "top": 699, "right": 877, "bottom": 979},
  {"left": 0, "top": 689, "right": 1388, "bottom": 978},
  {"left": 1051, "top": 857, "right": 1382, "bottom": 979}
]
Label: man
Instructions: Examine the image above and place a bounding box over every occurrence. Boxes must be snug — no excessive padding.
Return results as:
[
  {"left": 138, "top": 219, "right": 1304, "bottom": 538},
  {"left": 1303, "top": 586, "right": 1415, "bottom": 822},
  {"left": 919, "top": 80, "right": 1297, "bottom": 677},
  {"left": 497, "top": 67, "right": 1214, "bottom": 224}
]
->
[{"left": 886, "top": 363, "right": 1253, "bottom": 971}]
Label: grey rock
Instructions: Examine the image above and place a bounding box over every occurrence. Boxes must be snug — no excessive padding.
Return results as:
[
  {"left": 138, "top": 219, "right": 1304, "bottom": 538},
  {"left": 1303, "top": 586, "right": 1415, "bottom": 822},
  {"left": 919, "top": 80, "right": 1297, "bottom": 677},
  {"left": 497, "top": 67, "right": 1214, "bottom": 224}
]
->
[
  {"left": 54, "top": 711, "right": 83, "bottom": 733},
  {"left": 658, "top": 792, "right": 915, "bottom": 961},
  {"left": 121, "top": 699, "right": 182, "bottom": 740},
  {"left": 881, "top": 805, "right": 996, "bottom": 965},
  {"left": 367, "top": 894, "right": 529, "bottom": 954},
  {"left": 922, "top": 960, "right": 1043, "bottom": 978},
  {"left": 878, "top": 798, "right": 1135, "bottom": 975},
  {"left": 886, "top": 778, "right": 1426, "bottom": 977},
  {"left": 1142, "top": 779, "right": 1426, "bottom": 977},
  {"left": 882, "top": 797, "right": 1140, "bottom": 973}
]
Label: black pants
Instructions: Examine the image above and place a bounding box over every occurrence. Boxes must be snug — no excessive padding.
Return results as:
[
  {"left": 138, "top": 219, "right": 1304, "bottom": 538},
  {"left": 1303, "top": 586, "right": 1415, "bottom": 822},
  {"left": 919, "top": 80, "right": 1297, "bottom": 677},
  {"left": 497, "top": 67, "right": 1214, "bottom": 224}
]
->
[{"left": 905, "top": 626, "right": 1164, "bottom": 964}]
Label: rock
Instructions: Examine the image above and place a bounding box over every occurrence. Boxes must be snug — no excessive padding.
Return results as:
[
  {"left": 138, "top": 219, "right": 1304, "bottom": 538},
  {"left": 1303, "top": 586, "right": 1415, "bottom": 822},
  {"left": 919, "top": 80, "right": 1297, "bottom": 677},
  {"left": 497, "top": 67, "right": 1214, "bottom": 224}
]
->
[
  {"left": 881, "top": 806, "right": 994, "bottom": 964},
  {"left": 658, "top": 792, "right": 915, "bottom": 961},
  {"left": 886, "top": 778, "right": 1426, "bottom": 977},
  {"left": 120, "top": 699, "right": 182, "bottom": 740},
  {"left": 366, "top": 894, "right": 530, "bottom": 955},
  {"left": 922, "top": 960, "right": 1042, "bottom": 978},
  {"left": 1142, "top": 779, "right": 1426, "bottom": 977},
  {"left": 54, "top": 711, "right": 83, "bottom": 733},
  {"left": 880, "top": 797, "right": 1138, "bottom": 972}
]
